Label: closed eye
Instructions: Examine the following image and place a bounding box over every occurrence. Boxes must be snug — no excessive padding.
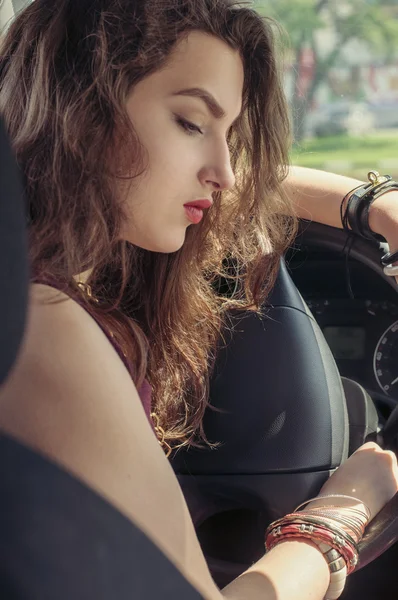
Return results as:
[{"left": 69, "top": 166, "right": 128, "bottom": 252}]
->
[{"left": 175, "top": 116, "right": 203, "bottom": 136}]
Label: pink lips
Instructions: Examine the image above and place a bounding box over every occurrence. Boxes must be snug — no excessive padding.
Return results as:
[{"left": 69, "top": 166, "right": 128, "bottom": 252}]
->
[{"left": 184, "top": 199, "right": 212, "bottom": 224}]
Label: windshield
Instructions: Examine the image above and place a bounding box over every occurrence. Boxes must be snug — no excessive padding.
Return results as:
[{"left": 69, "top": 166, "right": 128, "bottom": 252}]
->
[
  {"left": 2, "top": 1, "right": 398, "bottom": 180},
  {"left": 255, "top": 0, "right": 398, "bottom": 180}
]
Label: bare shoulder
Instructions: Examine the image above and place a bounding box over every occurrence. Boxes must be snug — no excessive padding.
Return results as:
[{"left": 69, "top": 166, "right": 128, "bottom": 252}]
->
[
  {"left": 0, "top": 283, "right": 220, "bottom": 599},
  {"left": 0, "top": 281, "right": 172, "bottom": 521},
  {"left": 0, "top": 283, "right": 155, "bottom": 496},
  {"left": 7, "top": 283, "right": 138, "bottom": 420}
]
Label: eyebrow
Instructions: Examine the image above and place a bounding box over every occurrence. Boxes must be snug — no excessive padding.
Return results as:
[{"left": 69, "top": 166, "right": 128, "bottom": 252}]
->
[{"left": 171, "top": 87, "right": 228, "bottom": 120}]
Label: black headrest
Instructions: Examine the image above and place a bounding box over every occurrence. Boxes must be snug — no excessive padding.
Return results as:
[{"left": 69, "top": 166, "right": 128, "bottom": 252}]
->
[{"left": 0, "top": 117, "right": 29, "bottom": 386}]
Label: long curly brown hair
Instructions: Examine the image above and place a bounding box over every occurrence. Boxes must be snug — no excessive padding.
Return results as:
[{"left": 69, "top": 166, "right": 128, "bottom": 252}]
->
[{"left": 0, "top": 0, "right": 296, "bottom": 450}]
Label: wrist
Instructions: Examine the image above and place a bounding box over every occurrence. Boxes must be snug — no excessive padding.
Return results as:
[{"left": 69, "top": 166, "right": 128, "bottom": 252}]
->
[
  {"left": 340, "top": 172, "right": 398, "bottom": 242},
  {"left": 299, "top": 491, "right": 373, "bottom": 522},
  {"left": 306, "top": 497, "right": 370, "bottom": 517},
  {"left": 265, "top": 538, "right": 330, "bottom": 595},
  {"left": 266, "top": 531, "right": 348, "bottom": 599},
  {"left": 368, "top": 191, "right": 398, "bottom": 238}
]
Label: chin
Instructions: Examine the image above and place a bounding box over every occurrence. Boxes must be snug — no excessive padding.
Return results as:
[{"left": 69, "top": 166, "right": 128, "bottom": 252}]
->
[
  {"left": 152, "top": 238, "right": 186, "bottom": 254},
  {"left": 126, "top": 232, "right": 186, "bottom": 254}
]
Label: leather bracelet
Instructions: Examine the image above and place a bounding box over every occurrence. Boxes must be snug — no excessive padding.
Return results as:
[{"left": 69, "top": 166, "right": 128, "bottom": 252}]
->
[
  {"left": 340, "top": 184, "right": 362, "bottom": 231},
  {"left": 341, "top": 172, "right": 392, "bottom": 237},
  {"left": 359, "top": 181, "right": 398, "bottom": 240},
  {"left": 342, "top": 171, "right": 398, "bottom": 242}
]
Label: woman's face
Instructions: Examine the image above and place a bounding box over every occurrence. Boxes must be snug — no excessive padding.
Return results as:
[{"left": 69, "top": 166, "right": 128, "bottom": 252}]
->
[{"left": 119, "top": 31, "right": 244, "bottom": 253}]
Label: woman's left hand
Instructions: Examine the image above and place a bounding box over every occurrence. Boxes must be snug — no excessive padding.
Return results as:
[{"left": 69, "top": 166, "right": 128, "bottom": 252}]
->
[{"left": 368, "top": 191, "right": 398, "bottom": 284}]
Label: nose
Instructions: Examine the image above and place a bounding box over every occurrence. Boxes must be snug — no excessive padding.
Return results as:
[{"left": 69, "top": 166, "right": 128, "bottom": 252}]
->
[{"left": 200, "top": 143, "right": 236, "bottom": 193}]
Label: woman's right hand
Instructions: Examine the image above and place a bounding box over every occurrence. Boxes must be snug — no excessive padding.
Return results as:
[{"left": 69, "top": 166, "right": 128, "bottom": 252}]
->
[{"left": 313, "top": 441, "right": 398, "bottom": 521}]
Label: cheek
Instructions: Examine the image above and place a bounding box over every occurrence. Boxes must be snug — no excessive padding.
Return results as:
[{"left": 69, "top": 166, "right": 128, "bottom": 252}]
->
[
  {"left": 128, "top": 112, "right": 202, "bottom": 192},
  {"left": 146, "top": 142, "right": 200, "bottom": 191}
]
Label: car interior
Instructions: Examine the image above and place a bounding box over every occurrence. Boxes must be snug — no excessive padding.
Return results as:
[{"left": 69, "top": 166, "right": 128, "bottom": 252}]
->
[
  {"left": 3, "top": 0, "right": 398, "bottom": 594},
  {"left": 171, "top": 221, "right": 398, "bottom": 598},
  {"left": 1, "top": 105, "right": 398, "bottom": 600}
]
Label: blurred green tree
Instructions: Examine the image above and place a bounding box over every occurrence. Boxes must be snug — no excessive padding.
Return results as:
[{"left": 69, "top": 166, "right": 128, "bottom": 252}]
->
[{"left": 256, "top": 0, "right": 398, "bottom": 140}]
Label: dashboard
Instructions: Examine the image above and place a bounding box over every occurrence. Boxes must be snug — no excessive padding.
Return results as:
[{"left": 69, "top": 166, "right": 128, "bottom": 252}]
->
[{"left": 286, "top": 247, "right": 398, "bottom": 402}]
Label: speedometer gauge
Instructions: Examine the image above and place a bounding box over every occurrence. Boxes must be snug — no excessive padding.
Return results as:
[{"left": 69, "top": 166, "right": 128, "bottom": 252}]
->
[{"left": 373, "top": 320, "right": 398, "bottom": 396}]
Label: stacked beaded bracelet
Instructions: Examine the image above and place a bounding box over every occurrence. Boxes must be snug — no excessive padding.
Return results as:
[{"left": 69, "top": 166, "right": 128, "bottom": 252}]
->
[
  {"left": 264, "top": 494, "right": 370, "bottom": 600},
  {"left": 265, "top": 516, "right": 359, "bottom": 573},
  {"left": 340, "top": 171, "right": 398, "bottom": 277}
]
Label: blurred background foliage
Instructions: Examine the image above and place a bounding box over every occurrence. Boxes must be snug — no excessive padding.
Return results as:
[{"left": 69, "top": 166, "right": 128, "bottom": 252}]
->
[
  {"left": 2, "top": 1, "right": 398, "bottom": 178},
  {"left": 255, "top": 0, "right": 398, "bottom": 177}
]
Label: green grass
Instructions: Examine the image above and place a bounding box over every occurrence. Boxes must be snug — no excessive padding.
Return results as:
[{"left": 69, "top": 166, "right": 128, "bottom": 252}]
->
[{"left": 291, "top": 133, "right": 398, "bottom": 177}]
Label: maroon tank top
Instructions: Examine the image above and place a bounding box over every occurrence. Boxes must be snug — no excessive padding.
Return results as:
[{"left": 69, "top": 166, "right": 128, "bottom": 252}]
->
[{"left": 32, "top": 278, "right": 153, "bottom": 424}]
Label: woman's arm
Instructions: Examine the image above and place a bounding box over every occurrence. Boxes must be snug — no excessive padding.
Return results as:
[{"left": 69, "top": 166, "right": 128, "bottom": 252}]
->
[
  {"left": 285, "top": 166, "right": 398, "bottom": 247},
  {"left": 222, "top": 539, "right": 329, "bottom": 599},
  {"left": 0, "top": 284, "right": 395, "bottom": 600},
  {"left": 0, "top": 283, "right": 329, "bottom": 600}
]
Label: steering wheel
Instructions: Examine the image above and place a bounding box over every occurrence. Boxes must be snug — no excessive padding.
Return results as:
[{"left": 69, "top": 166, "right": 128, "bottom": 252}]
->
[
  {"left": 295, "top": 221, "right": 398, "bottom": 569},
  {"left": 171, "top": 220, "right": 398, "bottom": 588}
]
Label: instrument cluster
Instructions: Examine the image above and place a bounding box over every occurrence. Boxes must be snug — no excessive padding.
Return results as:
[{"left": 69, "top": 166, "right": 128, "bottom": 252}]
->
[{"left": 306, "top": 298, "right": 398, "bottom": 400}]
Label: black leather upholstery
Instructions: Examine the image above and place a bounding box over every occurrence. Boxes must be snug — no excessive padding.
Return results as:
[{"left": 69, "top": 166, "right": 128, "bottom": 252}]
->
[
  {"left": 172, "top": 260, "right": 350, "bottom": 586},
  {"left": 0, "top": 118, "right": 28, "bottom": 386},
  {"left": 175, "top": 261, "right": 348, "bottom": 474},
  {"left": 0, "top": 434, "right": 203, "bottom": 600}
]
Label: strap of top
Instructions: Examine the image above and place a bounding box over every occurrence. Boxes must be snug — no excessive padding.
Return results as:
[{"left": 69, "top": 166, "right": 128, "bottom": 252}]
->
[{"left": 31, "top": 277, "right": 153, "bottom": 421}]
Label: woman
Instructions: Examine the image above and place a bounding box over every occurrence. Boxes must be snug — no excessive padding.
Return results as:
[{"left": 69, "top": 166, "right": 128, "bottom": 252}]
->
[{"left": 0, "top": 1, "right": 397, "bottom": 599}]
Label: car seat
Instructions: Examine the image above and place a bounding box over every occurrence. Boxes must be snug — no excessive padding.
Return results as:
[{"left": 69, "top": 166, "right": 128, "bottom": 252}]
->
[{"left": 0, "top": 117, "right": 202, "bottom": 599}]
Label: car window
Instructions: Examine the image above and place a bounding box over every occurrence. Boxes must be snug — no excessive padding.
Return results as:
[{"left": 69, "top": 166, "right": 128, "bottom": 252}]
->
[
  {"left": 0, "top": 0, "right": 28, "bottom": 30},
  {"left": 256, "top": 0, "right": 398, "bottom": 180},
  {"left": 3, "top": 1, "right": 397, "bottom": 181}
]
